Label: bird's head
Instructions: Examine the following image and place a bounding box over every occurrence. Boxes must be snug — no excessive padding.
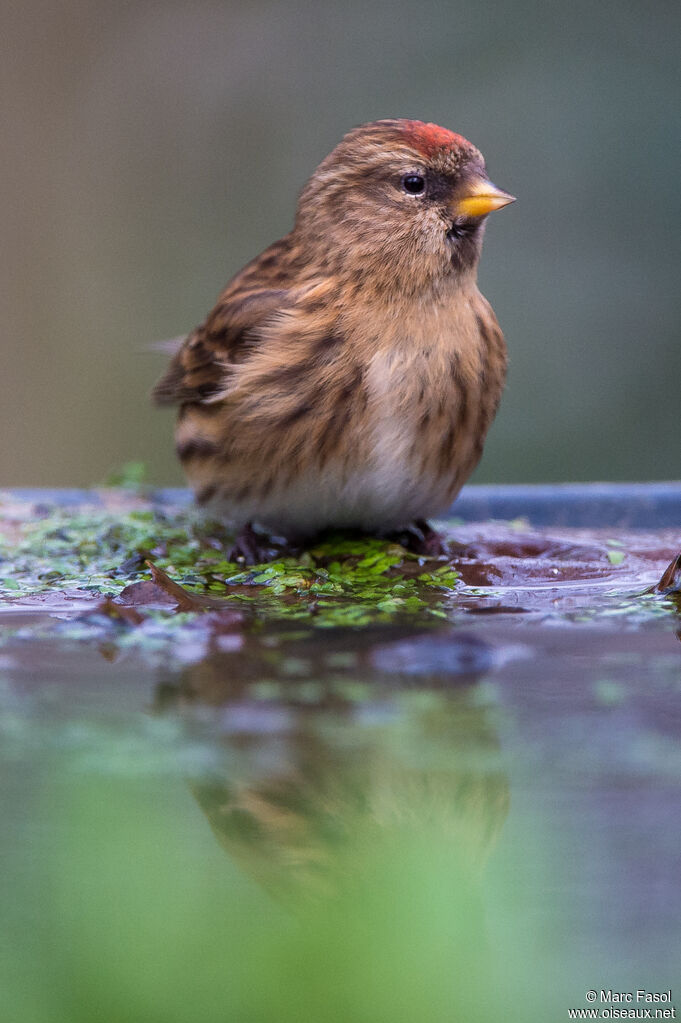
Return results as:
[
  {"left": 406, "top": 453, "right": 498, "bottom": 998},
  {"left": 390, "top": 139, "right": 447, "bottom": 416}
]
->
[{"left": 295, "top": 119, "right": 514, "bottom": 295}]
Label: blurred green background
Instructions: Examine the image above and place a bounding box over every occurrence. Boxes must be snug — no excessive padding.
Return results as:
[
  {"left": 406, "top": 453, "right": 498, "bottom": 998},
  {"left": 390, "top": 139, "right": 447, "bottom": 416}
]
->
[{"left": 2, "top": 0, "right": 679, "bottom": 487}]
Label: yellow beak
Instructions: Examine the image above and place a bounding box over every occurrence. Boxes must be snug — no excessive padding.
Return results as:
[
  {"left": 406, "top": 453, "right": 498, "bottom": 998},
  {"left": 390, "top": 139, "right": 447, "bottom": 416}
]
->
[{"left": 452, "top": 177, "right": 516, "bottom": 219}]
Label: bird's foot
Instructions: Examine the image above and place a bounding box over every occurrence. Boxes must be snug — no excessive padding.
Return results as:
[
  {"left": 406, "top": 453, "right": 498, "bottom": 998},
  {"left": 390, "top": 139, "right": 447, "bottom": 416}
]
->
[
  {"left": 390, "top": 519, "right": 449, "bottom": 558},
  {"left": 227, "top": 523, "right": 275, "bottom": 566},
  {"left": 227, "top": 523, "right": 302, "bottom": 565}
]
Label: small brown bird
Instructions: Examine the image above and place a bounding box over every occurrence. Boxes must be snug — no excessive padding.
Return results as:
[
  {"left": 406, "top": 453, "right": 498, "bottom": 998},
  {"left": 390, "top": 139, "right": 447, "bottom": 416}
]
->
[{"left": 154, "top": 119, "right": 514, "bottom": 560}]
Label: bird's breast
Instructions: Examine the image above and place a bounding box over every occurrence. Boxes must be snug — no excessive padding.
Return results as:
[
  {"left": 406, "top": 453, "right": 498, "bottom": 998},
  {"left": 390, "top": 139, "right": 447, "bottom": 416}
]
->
[{"left": 358, "top": 322, "right": 487, "bottom": 520}]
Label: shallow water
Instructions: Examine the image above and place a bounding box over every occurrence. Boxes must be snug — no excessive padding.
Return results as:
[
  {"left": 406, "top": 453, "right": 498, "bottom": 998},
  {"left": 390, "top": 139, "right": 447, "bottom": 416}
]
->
[{"left": 1, "top": 493, "right": 680, "bottom": 1021}]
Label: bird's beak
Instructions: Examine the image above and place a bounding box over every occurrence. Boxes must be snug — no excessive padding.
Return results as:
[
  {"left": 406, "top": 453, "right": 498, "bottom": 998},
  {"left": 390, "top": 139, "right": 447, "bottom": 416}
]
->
[{"left": 451, "top": 177, "right": 516, "bottom": 219}]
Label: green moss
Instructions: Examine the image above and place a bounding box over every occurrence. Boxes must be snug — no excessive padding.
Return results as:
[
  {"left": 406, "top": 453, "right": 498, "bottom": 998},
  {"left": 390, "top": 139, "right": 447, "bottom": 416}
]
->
[
  {"left": 0, "top": 501, "right": 459, "bottom": 628},
  {"left": 4, "top": 493, "right": 677, "bottom": 635}
]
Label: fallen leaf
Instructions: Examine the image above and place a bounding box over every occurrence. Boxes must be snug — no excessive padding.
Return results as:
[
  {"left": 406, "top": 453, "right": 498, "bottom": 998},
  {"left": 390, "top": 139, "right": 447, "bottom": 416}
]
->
[
  {"left": 115, "top": 560, "right": 242, "bottom": 614},
  {"left": 117, "top": 579, "right": 180, "bottom": 609},
  {"left": 653, "top": 554, "right": 681, "bottom": 594},
  {"left": 148, "top": 561, "right": 237, "bottom": 611}
]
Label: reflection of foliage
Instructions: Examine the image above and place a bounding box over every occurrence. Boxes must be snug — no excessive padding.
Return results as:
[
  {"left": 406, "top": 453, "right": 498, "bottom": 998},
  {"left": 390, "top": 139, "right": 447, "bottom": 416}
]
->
[
  {"left": 0, "top": 620, "right": 524, "bottom": 1023},
  {"left": 12, "top": 778, "right": 534, "bottom": 1023},
  {"left": 15, "top": 637, "right": 517, "bottom": 1023},
  {"left": 0, "top": 499, "right": 459, "bottom": 627}
]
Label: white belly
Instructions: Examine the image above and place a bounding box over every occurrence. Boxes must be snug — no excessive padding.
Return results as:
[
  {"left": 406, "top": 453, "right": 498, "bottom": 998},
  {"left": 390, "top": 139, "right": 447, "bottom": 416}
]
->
[{"left": 249, "top": 461, "right": 455, "bottom": 537}]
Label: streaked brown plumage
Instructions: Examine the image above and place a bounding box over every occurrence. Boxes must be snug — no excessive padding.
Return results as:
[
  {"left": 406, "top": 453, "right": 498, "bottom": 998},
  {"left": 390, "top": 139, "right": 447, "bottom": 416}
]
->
[{"left": 153, "top": 119, "right": 514, "bottom": 556}]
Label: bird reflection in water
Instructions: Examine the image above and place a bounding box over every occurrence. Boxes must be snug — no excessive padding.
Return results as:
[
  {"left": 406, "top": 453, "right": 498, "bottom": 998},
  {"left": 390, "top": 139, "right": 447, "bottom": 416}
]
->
[{"left": 154, "top": 626, "right": 510, "bottom": 904}]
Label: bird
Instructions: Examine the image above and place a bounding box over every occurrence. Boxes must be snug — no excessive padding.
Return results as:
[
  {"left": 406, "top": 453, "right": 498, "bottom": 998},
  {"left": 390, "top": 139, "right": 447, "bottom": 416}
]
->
[{"left": 153, "top": 119, "right": 514, "bottom": 562}]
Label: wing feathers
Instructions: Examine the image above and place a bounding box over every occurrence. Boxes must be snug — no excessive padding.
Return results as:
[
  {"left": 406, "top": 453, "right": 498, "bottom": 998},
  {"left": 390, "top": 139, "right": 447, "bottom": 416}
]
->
[{"left": 152, "top": 288, "right": 294, "bottom": 407}]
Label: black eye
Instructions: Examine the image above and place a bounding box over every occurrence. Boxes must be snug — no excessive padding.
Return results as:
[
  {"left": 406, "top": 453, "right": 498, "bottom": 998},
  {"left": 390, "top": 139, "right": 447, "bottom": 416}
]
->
[{"left": 401, "top": 174, "right": 426, "bottom": 195}]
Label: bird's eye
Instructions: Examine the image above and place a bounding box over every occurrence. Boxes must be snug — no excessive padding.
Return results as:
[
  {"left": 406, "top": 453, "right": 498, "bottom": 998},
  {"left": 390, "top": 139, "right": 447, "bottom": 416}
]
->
[{"left": 401, "top": 174, "right": 426, "bottom": 195}]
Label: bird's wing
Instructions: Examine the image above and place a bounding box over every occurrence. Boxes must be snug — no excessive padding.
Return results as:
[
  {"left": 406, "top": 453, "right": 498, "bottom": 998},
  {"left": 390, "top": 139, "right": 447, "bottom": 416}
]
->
[{"left": 152, "top": 287, "right": 293, "bottom": 406}]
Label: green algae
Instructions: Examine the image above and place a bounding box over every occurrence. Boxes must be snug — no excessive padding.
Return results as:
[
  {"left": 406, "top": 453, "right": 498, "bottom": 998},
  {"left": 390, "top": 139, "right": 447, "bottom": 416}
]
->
[
  {"left": 2, "top": 490, "right": 679, "bottom": 637},
  {"left": 220, "top": 535, "right": 459, "bottom": 626},
  {"left": 0, "top": 498, "right": 459, "bottom": 628}
]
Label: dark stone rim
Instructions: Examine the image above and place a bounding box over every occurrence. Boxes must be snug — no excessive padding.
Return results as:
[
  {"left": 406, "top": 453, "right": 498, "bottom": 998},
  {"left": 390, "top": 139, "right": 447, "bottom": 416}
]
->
[{"left": 3, "top": 482, "right": 680, "bottom": 529}]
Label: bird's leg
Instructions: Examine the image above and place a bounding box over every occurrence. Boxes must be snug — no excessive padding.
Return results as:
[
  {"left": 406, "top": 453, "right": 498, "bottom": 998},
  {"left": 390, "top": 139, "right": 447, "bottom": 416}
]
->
[{"left": 227, "top": 522, "right": 271, "bottom": 566}]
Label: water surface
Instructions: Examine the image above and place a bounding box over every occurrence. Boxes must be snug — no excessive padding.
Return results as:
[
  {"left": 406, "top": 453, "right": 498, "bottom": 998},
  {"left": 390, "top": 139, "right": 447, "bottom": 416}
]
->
[{"left": 1, "top": 492, "right": 680, "bottom": 1021}]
